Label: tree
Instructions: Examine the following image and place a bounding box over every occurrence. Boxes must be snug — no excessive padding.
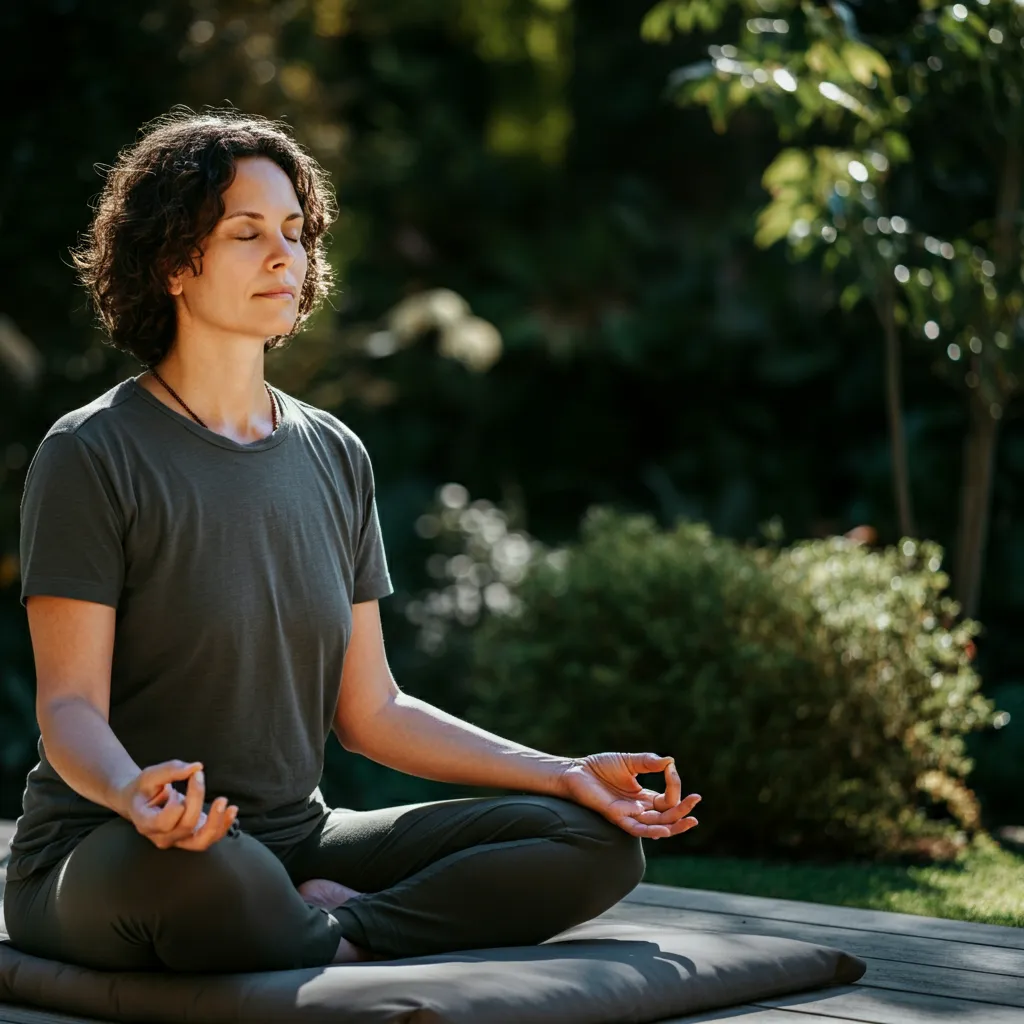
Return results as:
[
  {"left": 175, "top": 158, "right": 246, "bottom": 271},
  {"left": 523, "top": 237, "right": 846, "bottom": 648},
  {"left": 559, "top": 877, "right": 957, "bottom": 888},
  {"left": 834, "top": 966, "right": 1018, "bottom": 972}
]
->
[{"left": 644, "top": 0, "right": 1024, "bottom": 616}]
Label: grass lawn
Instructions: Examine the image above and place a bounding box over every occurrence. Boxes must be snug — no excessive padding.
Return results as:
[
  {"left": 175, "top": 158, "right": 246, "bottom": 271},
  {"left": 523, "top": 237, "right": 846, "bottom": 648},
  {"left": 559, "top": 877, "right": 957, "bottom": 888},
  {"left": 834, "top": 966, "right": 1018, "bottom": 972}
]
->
[{"left": 641, "top": 832, "right": 1024, "bottom": 928}]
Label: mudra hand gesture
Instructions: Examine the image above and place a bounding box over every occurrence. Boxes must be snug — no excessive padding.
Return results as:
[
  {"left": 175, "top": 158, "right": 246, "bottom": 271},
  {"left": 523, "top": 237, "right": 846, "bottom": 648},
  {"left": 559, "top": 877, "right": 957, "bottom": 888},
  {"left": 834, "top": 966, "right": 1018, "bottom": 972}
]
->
[
  {"left": 120, "top": 760, "right": 239, "bottom": 851},
  {"left": 557, "top": 752, "right": 700, "bottom": 839}
]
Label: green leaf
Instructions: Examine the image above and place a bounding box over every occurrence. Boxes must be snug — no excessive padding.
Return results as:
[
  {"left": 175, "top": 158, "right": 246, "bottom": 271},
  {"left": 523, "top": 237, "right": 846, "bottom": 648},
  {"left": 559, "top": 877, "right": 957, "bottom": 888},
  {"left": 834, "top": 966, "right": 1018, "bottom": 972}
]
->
[
  {"left": 932, "top": 268, "right": 954, "bottom": 304},
  {"left": 640, "top": 2, "right": 678, "bottom": 43},
  {"left": 806, "top": 41, "right": 841, "bottom": 77},
  {"left": 883, "top": 130, "right": 911, "bottom": 163},
  {"left": 755, "top": 197, "right": 799, "bottom": 247},
  {"left": 840, "top": 282, "right": 863, "bottom": 310},
  {"left": 841, "top": 41, "right": 891, "bottom": 86},
  {"left": 727, "top": 77, "right": 753, "bottom": 108},
  {"left": 763, "top": 148, "right": 812, "bottom": 191}
]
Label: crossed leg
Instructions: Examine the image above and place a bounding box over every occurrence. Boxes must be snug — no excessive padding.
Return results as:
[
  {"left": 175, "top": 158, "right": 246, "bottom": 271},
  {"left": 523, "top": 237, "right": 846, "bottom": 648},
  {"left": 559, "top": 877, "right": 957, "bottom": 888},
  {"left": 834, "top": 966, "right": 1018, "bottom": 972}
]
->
[
  {"left": 280, "top": 793, "right": 646, "bottom": 962},
  {"left": 3, "top": 793, "right": 644, "bottom": 972}
]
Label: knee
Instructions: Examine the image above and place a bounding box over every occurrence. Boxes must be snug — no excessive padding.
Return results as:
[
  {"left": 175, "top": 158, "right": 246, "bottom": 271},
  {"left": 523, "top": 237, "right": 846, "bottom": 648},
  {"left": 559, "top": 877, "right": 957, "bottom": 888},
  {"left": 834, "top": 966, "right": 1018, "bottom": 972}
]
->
[
  {"left": 110, "top": 821, "right": 246, "bottom": 904},
  {"left": 531, "top": 796, "right": 646, "bottom": 901},
  {"left": 146, "top": 834, "right": 322, "bottom": 972}
]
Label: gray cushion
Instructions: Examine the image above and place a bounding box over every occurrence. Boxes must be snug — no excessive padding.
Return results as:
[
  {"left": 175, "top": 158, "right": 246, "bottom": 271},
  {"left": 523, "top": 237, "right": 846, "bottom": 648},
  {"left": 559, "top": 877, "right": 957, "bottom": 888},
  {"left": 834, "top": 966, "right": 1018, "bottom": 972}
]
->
[{"left": 0, "top": 911, "right": 865, "bottom": 1023}]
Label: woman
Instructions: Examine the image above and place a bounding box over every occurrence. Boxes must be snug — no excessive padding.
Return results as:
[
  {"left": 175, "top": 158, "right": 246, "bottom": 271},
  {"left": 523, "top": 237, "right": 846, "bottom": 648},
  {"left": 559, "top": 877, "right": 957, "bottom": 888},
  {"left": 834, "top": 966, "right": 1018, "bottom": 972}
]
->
[{"left": 1, "top": 106, "right": 700, "bottom": 974}]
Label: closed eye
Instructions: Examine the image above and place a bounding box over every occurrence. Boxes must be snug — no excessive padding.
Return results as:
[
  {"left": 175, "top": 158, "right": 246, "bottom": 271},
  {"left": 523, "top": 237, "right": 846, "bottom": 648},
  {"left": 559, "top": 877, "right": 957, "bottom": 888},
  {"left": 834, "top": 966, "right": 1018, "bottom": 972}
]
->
[{"left": 237, "top": 234, "right": 303, "bottom": 243}]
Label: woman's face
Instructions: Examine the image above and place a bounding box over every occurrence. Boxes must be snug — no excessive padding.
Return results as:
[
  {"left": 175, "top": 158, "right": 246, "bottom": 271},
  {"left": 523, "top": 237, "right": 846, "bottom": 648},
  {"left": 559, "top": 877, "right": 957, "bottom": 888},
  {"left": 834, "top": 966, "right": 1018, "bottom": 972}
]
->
[{"left": 167, "top": 155, "right": 309, "bottom": 343}]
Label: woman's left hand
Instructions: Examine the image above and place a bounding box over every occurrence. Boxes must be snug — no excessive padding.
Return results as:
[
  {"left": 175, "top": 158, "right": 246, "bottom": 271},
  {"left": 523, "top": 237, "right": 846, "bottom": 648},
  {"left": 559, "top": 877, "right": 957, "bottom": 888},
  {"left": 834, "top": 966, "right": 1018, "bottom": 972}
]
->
[{"left": 556, "top": 752, "right": 700, "bottom": 839}]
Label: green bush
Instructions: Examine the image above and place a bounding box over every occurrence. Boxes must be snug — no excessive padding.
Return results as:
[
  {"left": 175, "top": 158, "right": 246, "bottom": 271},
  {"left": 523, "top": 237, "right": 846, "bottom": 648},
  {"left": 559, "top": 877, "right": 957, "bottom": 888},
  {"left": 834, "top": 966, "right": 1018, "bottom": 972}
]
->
[
  {"left": 963, "top": 680, "right": 1023, "bottom": 827},
  {"left": 465, "top": 508, "right": 999, "bottom": 862}
]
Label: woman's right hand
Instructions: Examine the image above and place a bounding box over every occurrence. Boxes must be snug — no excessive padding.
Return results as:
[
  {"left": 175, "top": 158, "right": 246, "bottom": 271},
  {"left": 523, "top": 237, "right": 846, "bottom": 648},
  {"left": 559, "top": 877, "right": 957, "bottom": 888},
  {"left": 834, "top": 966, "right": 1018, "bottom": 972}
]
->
[{"left": 121, "top": 760, "right": 239, "bottom": 851}]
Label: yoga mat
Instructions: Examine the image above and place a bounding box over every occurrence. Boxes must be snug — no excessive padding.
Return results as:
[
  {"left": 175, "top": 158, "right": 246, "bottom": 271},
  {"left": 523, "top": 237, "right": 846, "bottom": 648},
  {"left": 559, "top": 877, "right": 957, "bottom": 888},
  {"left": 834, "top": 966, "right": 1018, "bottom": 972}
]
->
[{"left": 0, "top": 905, "right": 865, "bottom": 1023}]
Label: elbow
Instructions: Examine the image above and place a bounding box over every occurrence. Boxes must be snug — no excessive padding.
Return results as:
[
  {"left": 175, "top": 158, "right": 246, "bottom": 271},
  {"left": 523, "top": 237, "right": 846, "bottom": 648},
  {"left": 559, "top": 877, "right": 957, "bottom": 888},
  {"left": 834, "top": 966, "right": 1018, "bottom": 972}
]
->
[
  {"left": 335, "top": 689, "right": 403, "bottom": 756},
  {"left": 36, "top": 695, "right": 103, "bottom": 750},
  {"left": 36, "top": 694, "right": 69, "bottom": 741},
  {"left": 336, "top": 729, "right": 362, "bottom": 754},
  {"left": 333, "top": 716, "right": 373, "bottom": 755}
]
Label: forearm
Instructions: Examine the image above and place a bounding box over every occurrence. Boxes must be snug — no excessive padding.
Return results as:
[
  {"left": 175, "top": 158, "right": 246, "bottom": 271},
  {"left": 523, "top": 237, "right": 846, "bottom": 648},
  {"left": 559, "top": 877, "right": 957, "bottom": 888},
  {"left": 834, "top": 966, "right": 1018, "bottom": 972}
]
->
[
  {"left": 39, "top": 697, "right": 141, "bottom": 819},
  {"left": 345, "top": 692, "right": 574, "bottom": 796}
]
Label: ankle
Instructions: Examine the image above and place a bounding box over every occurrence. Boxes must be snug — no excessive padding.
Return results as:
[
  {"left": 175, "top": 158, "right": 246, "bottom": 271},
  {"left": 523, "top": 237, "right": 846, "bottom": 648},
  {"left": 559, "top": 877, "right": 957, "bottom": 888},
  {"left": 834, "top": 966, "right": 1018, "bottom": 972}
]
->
[{"left": 332, "top": 936, "right": 377, "bottom": 964}]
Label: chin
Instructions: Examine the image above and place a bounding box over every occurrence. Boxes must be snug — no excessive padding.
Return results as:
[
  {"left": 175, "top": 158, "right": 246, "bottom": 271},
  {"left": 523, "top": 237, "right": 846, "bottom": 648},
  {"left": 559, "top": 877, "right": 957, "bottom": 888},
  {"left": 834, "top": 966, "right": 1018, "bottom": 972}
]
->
[{"left": 252, "top": 315, "right": 297, "bottom": 334}]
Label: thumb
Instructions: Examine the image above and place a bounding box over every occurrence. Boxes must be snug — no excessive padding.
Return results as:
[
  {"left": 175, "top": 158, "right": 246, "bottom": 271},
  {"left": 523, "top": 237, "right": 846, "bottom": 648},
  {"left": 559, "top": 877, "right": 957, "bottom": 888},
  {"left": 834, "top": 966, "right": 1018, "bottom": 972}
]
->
[{"left": 634, "top": 752, "right": 673, "bottom": 772}]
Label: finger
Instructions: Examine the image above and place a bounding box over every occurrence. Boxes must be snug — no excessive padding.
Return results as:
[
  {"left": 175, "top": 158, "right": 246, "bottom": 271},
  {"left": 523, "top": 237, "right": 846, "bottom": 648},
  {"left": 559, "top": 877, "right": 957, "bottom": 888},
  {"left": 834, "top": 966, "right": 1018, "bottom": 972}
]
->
[
  {"left": 147, "top": 782, "right": 173, "bottom": 807},
  {"left": 195, "top": 799, "right": 226, "bottom": 840},
  {"left": 648, "top": 791, "right": 701, "bottom": 819},
  {"left": 169, "top": 809, "right": 210, "bottom": 850},
  {"left": 622, "top": 814, "right": 698, "bottom": 839},
  {"left": 177, "top": 769, "right": 205, "bottom": 833},
  {"left": 167, "top": 795, "right": 218, "bottom": 847},
  {"left": 151, "top": 786, "right": 187, "bottom": 832},
  {"left": 140, "top": 774, "right": 194, "bottom": 816},
  {"left": 634, "top": 821, "right": 672, "bottom": 839},
  {"left": 630, "top": 752, "right": 674, "bottom": 776},
  {"left": 635, "top": 797, "right": 700, "bottom": 827},
  {"left": 177, "top": 799, "right": 237, "bottom": 850},
  {"left": 635, "top": 789, "right": 699, "bottom": 815},
  {"left": 664, "top": 815, "right": 699, "bottom": 837},
  {"left": 144, "top": 760, "right": 204, "bottom": 795},
  {"left": 182, "top": 798, "right": 231, "bottom": 846},
  {"left": 656, "top": 760, "right": 682, "bottom": 810},
  {"left": 614, "top": 809, "right": 682, "bottom": 839},
  {"left": 615, "top": 815, "right": 655, "bottom": 838}
]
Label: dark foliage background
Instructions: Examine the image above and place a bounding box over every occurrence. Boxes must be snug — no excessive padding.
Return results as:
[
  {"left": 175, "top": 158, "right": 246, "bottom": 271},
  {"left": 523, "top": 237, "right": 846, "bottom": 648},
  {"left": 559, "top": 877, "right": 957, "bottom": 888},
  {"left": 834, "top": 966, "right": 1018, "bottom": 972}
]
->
[{"left": 1, "top": 0, "right": 1019, "bottom": 841}]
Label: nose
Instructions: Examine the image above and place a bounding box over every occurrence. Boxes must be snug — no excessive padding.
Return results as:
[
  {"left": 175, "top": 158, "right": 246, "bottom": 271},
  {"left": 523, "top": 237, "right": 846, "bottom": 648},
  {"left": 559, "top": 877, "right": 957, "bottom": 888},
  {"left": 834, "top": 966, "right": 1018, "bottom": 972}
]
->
[
  {"left": 268, "top": 248, "right": 295, "bottom": 271},
  {"left": 267, "top": 231, "right": 300, "bottom": 270}
]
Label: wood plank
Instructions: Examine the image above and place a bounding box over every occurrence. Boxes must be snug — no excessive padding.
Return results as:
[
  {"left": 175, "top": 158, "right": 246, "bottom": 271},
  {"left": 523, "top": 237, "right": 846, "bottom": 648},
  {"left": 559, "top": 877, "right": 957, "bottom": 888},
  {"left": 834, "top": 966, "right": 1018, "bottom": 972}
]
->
[
  {"left": 600, "top": 904, "right": 1024, "bottom": 1012},
  {"left": 599, "top": 901, "right": 1024, "bottom": 975},
  {"left": 854, "top": 956, "right": 1024, "bottom": 1008},
  {"left": 629, "top": 882, "right": 1024, "bottom": 950},
  {"left": 658, "top": 1008, "right": 869, "bottom": 1023},
  {"left": 753, "top": 983, "right": 1024, "bottom": 1023}
]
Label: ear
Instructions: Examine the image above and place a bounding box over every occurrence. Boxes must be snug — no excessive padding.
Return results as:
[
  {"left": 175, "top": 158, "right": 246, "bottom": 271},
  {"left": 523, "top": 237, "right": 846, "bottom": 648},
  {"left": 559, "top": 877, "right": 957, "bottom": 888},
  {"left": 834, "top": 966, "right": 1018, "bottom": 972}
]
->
[
  {"left": 166, "top": 244, "right": 203, "bottom": 296},
  {"left": 166, "top": 270, "right": 184, "bottom": 297}
]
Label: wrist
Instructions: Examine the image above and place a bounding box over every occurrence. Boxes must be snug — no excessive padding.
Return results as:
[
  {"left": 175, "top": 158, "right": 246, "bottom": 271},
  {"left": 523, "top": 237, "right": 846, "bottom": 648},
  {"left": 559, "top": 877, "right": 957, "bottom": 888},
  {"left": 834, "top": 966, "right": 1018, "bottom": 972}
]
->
[
  {"left": 548, "top": 756, "right": 583, "bottom": 798},
  {"left": 108, "top": 771, "right": 140, "bottom": 820}
]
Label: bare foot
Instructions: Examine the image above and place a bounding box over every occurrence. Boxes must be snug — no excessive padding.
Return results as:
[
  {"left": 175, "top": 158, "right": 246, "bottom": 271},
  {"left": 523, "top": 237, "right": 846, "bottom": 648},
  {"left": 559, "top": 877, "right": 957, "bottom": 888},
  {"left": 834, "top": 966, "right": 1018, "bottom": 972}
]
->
[
  {"left": 297, "top": 877, "right": 363, "bottom": 910},
  {"left": 297, "top": 879, "right": 387, "bottom": 963},
  {"left": 332, "top": 936, "right": 380, "bottom": 964}
]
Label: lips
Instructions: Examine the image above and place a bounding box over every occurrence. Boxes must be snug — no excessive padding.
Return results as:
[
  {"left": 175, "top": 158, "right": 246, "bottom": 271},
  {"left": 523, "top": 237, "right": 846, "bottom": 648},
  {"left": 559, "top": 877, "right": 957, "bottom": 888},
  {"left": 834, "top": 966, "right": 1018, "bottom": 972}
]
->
[{"left": 255, "top": 288, "right": 295, "bottom": 298}]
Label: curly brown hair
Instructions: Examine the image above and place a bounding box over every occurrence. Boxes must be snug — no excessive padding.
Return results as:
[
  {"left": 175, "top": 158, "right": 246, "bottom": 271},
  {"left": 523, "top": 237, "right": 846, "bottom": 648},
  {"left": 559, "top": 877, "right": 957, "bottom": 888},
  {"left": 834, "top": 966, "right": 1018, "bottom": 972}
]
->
[{"left": 71, "top": 104, "right": 339, "bottom": 367}]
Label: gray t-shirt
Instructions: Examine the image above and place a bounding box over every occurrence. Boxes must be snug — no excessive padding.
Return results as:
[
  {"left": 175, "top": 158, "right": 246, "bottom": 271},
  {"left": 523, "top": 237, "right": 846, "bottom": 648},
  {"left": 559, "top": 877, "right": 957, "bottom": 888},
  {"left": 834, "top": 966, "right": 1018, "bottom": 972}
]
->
[{"left": 7, "top": 375, "right": 393, "bottom": 884}]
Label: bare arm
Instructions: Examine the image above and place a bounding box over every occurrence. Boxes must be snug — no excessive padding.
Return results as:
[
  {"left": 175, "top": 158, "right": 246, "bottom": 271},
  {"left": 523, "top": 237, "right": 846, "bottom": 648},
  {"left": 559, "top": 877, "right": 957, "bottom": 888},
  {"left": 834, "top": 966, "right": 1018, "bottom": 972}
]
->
[
  {"left": 333, "top": 600, "right": 573, "bottom": 795},
  {"left": 28, "top": 594, "right": 141, "bottom": 819},
  {"left": 26, "top": 596, "right": 237, "bottom": 851}
]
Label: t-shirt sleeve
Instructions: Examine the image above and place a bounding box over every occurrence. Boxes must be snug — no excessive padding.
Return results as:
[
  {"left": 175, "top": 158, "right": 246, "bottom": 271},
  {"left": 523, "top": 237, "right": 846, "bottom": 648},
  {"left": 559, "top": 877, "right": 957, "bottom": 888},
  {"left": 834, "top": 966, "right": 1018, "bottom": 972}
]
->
[
  {"left": 19, "top": 432, "right": 125, "bottom": 609},
  {"left": 352, "top": 439, "right": 394, "bottom": 604}
]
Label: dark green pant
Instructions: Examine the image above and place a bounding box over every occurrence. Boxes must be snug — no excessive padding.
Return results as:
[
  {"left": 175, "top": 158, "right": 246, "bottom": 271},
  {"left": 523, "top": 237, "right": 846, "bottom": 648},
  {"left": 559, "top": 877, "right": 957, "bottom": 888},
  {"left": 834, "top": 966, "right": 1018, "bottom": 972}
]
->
[{"left": 2, "top": 794, "right": 645, "bottom": 973}]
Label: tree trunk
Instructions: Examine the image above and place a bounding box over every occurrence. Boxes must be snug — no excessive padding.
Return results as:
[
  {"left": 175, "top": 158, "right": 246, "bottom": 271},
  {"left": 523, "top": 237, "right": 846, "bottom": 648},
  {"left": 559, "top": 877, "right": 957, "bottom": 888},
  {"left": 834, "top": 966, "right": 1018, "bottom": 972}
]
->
[
  {"left": 953, "top": 387, "right": 1000, "bottom": 618},
  {"left": 951, "top": 130, "right": 1020, "bottom": 618},
  {"left": 879, "top": 279, "right": 915, "bottom": 538}
]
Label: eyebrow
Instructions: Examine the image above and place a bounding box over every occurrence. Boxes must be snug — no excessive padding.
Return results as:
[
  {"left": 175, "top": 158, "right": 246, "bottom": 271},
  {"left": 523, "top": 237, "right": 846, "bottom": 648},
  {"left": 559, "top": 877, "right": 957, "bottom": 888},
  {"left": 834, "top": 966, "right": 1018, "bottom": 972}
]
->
[{"left": 223, "top": 210, "right": 305, "bottom": 222}]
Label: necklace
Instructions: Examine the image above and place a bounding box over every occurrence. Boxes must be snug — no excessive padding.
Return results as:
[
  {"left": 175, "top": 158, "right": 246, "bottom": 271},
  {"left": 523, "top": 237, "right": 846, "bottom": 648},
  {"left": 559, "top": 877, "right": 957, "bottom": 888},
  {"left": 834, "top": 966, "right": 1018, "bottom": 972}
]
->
[{"left": 147, "top": 368, "right": 278, "bottom": 434}]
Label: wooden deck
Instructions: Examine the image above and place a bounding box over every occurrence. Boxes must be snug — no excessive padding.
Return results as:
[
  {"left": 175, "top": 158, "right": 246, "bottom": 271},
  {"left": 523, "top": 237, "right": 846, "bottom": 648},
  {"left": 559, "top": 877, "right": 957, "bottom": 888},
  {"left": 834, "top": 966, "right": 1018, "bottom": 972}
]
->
[
  {"left": 606, "top": 883, "right": 1024, "bottom": 1022},
  {"left": 2, "top": 819, "right": 1022, "bottom": 1023}
]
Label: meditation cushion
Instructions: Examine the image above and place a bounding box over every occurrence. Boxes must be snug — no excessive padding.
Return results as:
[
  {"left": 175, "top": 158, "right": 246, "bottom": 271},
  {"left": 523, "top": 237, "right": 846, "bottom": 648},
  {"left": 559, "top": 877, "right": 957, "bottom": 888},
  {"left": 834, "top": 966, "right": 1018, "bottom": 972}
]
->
[{"left": 0, "top": 907, "right": 866, "bottom": 1024}]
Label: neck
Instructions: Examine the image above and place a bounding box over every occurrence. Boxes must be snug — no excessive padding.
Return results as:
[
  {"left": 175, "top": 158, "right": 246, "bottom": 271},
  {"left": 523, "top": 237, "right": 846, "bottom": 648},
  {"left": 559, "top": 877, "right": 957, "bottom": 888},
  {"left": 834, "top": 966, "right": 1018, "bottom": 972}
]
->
[{"left": 143, "top": 337, "right": 276, "bottom": 444}]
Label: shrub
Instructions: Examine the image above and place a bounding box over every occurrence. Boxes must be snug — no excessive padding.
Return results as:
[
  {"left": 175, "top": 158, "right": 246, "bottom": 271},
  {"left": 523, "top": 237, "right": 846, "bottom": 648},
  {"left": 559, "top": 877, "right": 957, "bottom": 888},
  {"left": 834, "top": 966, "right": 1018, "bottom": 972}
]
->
[
  {"left": 963, "top": 680, "right": 1023, "bottom": 827},
  {"left": 464, "top": 507, "right": 999, "bottom": 862}
]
